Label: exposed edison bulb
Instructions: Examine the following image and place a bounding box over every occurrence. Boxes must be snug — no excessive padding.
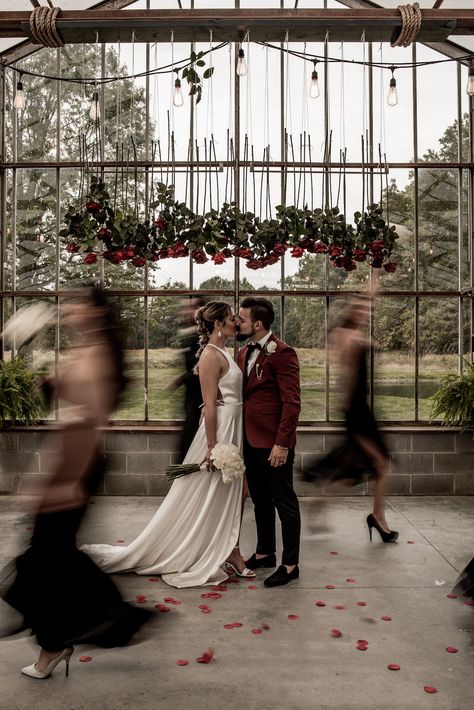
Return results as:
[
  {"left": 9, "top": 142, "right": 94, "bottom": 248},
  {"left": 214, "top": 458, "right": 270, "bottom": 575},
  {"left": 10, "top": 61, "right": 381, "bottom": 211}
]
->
[
  {"left": 387, "top": 76, "right": 398, "bottom": 107},
  {"left": 236, "top": 47, "right": 247, "bottom": 77},
  {"left": 14, "top": 79, "right": 26, "bottom": 110},
  {"left": 173, "top": 77, "right": 184, "bottom": 107},
  {"left": 309, "top": 67, "right": 320, "bottom": 99},
  {"left": 89, "top": 91, "right": 100, "bottom": 120},
  {"left": 467, "top": 66, "right": 474, "bottom": 97}
]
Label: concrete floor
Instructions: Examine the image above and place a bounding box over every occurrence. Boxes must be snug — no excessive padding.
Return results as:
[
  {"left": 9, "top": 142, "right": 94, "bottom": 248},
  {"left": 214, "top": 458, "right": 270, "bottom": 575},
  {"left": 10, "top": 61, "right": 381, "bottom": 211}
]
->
[{"left": 0, "top": 495, "right": 473, "bottom": 710}]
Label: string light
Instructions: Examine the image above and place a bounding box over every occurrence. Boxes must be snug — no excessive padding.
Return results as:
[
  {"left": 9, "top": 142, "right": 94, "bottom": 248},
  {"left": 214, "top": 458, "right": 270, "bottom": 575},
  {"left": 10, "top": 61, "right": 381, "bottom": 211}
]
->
[
  {"left": 14, "top": 73, "right": 26, "bottom": 110},
  {"left": 89, "top": 87, "right": 100, "bottom": 120},
  {"left": 387, "top": 66, "right": 398, "bottom": 107},
  {"left": 236, "top": 46, "right": 247, "bottom": 77},
  {"left": 309, "top": 60, "right": 320, "bottom": 99},
  {"left": 173, "top": 73, "right": 184, "bottom": 107},
  {"left": 467, "top": 64, "right": 474, "bottom": 96}
]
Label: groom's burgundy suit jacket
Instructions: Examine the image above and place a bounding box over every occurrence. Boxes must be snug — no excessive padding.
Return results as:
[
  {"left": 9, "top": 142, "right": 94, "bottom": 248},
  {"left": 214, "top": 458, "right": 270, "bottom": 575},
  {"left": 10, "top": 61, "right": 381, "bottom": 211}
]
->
[{"left": 237, "top": 334, "right": 301, "bottom": 449}]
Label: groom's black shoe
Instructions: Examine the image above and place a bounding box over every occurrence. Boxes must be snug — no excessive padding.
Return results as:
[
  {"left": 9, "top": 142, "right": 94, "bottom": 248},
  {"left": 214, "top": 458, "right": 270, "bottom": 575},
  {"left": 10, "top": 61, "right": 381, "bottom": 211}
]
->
[
  {"left": 264, "top": 564, "right": 299, "bottom": 587},
  {"left": 245, "top": 553, "right": 276, "bottom": 570}
]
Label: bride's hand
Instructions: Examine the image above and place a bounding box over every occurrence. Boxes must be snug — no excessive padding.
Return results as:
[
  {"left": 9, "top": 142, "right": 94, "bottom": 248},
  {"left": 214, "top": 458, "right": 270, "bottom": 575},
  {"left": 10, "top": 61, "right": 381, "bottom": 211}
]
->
[{"left": 203, "top": 445, "right": 216, "bottom": 471}]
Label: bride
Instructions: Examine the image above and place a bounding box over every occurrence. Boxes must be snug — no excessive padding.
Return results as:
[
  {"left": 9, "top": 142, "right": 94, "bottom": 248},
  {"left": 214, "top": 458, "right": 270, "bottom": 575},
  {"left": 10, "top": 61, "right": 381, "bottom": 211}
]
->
[{"left": 82, "top": 301, "right": 254, "bottom": 588}]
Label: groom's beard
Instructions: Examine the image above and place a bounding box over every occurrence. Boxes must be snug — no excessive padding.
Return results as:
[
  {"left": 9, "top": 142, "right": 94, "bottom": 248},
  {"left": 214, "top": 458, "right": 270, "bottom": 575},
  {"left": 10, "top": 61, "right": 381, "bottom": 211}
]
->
[{"left": 236, "top": 326, "right": 256, "bottom": 342}]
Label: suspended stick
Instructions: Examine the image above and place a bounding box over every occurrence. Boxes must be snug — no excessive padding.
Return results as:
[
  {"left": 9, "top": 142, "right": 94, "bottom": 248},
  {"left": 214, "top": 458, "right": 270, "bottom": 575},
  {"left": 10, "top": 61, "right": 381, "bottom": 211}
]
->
[
  {"left": 114, "top": 141, "right": 119, "bottom": 211},
  {"left": 296, "top": 133, "right": 302, "bottom": 208},
  {"left": 202, "top": 136, "right": 208, "bottom": 214},
  {"left": 130, "top": 134, "right": 138, "bottom": 218},
  {"left": 195, "top": 140, "right": 200, "bottom": 214},
  {"left": 150, "top": 139, "right": 157, "bottom": 219},
  {"left": 242, "top": 134, "right": 248, "bottom": 213},
  {"left": 224, "top": 129, "right": 230, "bottom": 205},
  {"left": 212, "top": 134, "right": 220, "bottom": 210},
  {"left": 266, "top": 144, "right": 272, "bottom": 219},
  {"left": 361, "top": 134, "right": 366, "bottom": 216},
  {"left": 308, "top": 133, "right": 314, "bottom": 210},
  {"left": 171, "top": 129, "right": 176, "bottom": 190},
  {"left": 165, "top": 111, "right": 171, "bottom": 187},
  {"left": 184, "top": 138, "right": 191, "bottom": 207},
  {"left": 229, "top": 137, "right": 235, "bottom": 203},
  {"left": 251, "top": 144, "right": 256, "bottom": 214},
  {"left": 302, "top": 130, "right": 307, "bottom": 208},
  {"left": 259, "top": 147, "right": 265, "bottom": 220},
  {"left": 289, "top": 134, "right": 296, "bottom": 207}
]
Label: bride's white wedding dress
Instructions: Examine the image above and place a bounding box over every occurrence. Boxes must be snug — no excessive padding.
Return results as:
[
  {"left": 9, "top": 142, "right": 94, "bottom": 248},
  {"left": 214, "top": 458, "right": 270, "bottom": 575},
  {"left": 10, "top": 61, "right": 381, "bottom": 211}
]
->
[{"left": 82, "top": 345, "right": 243, "bottom": 588}]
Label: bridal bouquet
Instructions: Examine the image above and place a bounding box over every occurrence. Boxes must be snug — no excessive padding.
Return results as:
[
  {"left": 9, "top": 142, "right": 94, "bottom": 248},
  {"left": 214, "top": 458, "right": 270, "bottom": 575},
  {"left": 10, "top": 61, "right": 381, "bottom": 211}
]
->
[{"left": 166, "top": 443, "right": 245, "bottom": 485}]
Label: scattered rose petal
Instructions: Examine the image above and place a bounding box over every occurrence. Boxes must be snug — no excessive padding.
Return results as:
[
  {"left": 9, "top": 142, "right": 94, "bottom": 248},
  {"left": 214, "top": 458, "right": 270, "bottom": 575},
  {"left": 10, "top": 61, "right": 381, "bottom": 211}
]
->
[
  {"left": 424, "top": 686, "right": 438, "bottom": 694},
  {"left": 116, "top": 539, "right": 125, "bottom": 543},
  {"left": 176, "top": 659, "right": 189, "bottom": 666},
  {"left": 387, "top": 664, "right": 400, "bottom": 671},
  {"left": 261, "top": 623, "right": 270, "bottom": 630},
  {"left": 357, "top": 640, "right": 369, "bottom": 645},
  {"left": 357, "top": 601, "right": 367, "bottom": 607},
  {"left": 201, "top": 608, "right": 212, "bottom": 614},
  {"left": 201, "top": 592, "right": 222, "bottom": 600},
  {"left": 446, "top": 594, "right": 458, "bottom": 599},
  {"left": 251, "top": 628, "right": 263, "bottom": 635},
  {"left": 164, "top": 597, "right": 175, "bottom": 603},
  {"left": 330, "top": 629, "right": 342, "bottom": 638},
  {"left": 135, "top": 595, "right": 146, "bottom": 603},
  {"left": 330, "top": 551, "right": 339, "bottom": 555},
  {"left": 154, "top": 604, "right": 170, "bottom": 612},
  {"left": 464, "top": 600, "right": 474, "bottom": 607},
  {"left": 223, "top": 624, "right": 235, "bottom": 629},
  {"left": 79, "top": 656, "right": 92, "bottom": 662},
  {"left": 380, "top": 616, "right": 392, "bottom": 621},
  {"left": 288, "top": 614, "right": 299, "bottom": 620},
  {"left": 446, "top": 647, "right": 458, "bottom": 653},
  {"left": 334, "top": 605, "right": 347, "bottom": 610},
  {"left": 356, "top": 644, "right": 368, "bottom": 651},
  {"left": 196, "top": 648, "right": 214, "bottom": 664},
  {"left": 232, "top": 623, "right": 243, "bottom": 627},
  {"left": 248, "top": 585, "right": 257, "bottom": 590},
  {"left": 407, "top": 540, "right": 415, "bottom": 544},
  {"left": 211, "top": 586, "right": 227, "bottom": 591},
  {"left": 148, "top": 577, "right": 159, "bottom": 582},
  {"left": 199, "top": 604, "right": 209, "bottom": 610},
  {"left": 315, "top": 601, "right": 326, "bottom": 607},
  {"left": 346, "top": 578, "right": 357, "bottom": 583},
  {"left": 326, "top": 585, "right": 336, "bottom": 590}
]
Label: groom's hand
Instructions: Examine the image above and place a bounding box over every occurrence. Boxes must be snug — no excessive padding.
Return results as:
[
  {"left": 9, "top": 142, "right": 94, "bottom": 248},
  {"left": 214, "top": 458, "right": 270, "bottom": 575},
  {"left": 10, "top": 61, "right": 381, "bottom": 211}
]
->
[{"left": 268, "top": 445, "right": 288, "bottom": 468}]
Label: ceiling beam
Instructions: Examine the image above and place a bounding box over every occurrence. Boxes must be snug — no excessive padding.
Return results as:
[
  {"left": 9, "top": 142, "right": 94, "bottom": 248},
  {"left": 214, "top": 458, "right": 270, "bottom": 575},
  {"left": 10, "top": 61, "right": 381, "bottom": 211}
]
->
[{"left": 0, "top": 8, "right": 473, "bottom": 46}]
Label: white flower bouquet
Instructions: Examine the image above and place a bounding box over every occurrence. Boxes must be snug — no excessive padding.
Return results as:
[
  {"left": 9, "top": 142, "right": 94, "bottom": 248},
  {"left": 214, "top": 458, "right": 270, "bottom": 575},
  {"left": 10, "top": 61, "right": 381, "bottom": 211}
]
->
[{"left": 166, "top": 442, "right": 245, "bottom": 485}]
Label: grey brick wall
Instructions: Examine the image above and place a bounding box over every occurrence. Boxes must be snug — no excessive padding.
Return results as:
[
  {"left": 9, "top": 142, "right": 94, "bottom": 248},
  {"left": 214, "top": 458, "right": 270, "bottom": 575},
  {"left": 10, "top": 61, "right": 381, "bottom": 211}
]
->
[{"left": 0, "top": 426, "right": 472, "bottom": 496}]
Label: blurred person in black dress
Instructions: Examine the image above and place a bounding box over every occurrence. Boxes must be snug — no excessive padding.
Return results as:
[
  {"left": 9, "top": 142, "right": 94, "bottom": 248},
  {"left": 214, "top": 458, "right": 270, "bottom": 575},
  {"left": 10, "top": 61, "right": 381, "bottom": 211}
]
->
[
  {"left": 303, "top": 287, "right": 398, "bottom": 543},
  {"left": 3, "top": 286, "right": 151, "bottom": 679}
]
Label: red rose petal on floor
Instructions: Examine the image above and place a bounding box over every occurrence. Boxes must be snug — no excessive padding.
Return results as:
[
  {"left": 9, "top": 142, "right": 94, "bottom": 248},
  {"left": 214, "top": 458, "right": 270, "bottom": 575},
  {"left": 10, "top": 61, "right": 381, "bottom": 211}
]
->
[
  {"left": 330, "top": 551, "right": 339, "bottom": 555},
  {"left": 356, "top": 644, "right": 368, "bottom": 651},
  {"left": 116, "top": 539, "right": 125, "bottom": 543},
  {"left": 315, "top": 601, "right": 326, "bottom": 607},
  {"left": 154, "top": 604, "right": 170, "bottom": 612},
  {"left": 199, "top": 604, "right": 209, "bottom": 609},
  {"left": 251, "top": 628, "right": 263, "bottom": 634},
  {"left": 135, "top": 595, "right": 146, "bottom": 603},
  {"left": 261, "top": 623, "right": 270, "bottom": 630},
  {"left": 446, "top": 594, "right": 457, "bottom": 599},
  {"left": 357, "top": 640, "right": 369, "bottom": 645},
  {"left": 407, "top": 540, "right": 415, "bottom": 544},
  {"left": 326, "top": 585, "right": 336, "bottom": 590},
  {"left": 424, "top": 686, "right": 437, "bottom": 694},
  {"left": 211, "top": 585, "right": 227, "bottom": 591},
  {"left": 176, "top": 660, "right": 189, "bottom": 666},
  {"left": 330, "top": 629, "right": 342, "bottom": 638},
  {"left": 464, "top": 600, "right": 474, "bottom": 606},
  {"left": 446, "top": 647, "right": 458, "bottom": 653},
  {"left": 380, "top": 616, "right": 392, "bottom": 621},
  {"left": 170, "top": 600, "right": 182, "bottom": 605},
  {"left": 223, "top": 624, "right": 235, "bottom": 629},
  {"left": 164, "top": 597, "right": 174, "bottom": 603},
  {"left": 201, "top": 608, "right": 212, "bottom": 614},
  {"left": 334, "top": 605, "right": 347, "bottom": 610},
  {"left": 248, "top": 585, "right": 257, "bottom": 589},
  {"left": 357, "top": 601, "right": 367, "bottom": 607},
  {"left": 387, "top": 664, "right": 400, "bottom": 671},
  {"left": 346, "top": 578, "right": 357, "bottom": 583},
  {"left": 79, "top": 656, "right": 92, "bottom": 662},
  {"left": 196, "top": 648, "right": 214, "bottom": 664},
  {"left": 148, "top": 577, "right": 159, "bottom": 582},
  {"left": 288, "top": 614, "right": 299, "bottom": 620},
  {"left": 232, "top": 622, "right": 243, "bottom": 627}
]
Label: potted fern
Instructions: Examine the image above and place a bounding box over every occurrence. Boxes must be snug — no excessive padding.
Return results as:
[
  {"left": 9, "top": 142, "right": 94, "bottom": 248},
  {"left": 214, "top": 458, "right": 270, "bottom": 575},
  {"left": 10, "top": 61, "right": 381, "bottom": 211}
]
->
[
  {"left": 430, "top": 363, "right": 474, "bottom": 432},
  {"left": 0, "top": 356, "right": 46, "bottom": 428}
]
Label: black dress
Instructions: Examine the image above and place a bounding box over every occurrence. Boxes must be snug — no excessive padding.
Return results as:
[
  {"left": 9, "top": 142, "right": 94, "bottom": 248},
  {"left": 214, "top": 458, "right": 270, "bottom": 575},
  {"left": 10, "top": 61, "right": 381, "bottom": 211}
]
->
[{"left": 304, "top": 344, "right": 388, "bottom": 486}]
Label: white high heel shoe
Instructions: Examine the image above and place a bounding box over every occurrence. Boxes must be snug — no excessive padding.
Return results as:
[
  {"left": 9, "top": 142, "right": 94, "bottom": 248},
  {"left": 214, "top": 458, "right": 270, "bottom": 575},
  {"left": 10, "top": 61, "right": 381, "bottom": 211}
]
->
[
  {"left": 21, "top": 647, "right": 74, "bottom": 679},
  {"left": 223, "top": 561, "right": 256, "bottom": 579}
]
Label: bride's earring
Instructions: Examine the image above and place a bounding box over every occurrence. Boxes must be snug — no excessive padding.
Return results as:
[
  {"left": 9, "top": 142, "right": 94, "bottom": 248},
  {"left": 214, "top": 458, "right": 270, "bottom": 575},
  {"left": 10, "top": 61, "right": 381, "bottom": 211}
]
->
[{"left": 217, "top": 330, "right": 222, "bottom": 338}]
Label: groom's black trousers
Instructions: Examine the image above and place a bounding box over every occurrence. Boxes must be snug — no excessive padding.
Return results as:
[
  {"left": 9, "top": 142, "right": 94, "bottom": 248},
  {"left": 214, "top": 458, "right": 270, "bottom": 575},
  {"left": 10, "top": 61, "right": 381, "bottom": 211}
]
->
[{"left": 244, "top": 439, "right": 301, "bottom": 566}]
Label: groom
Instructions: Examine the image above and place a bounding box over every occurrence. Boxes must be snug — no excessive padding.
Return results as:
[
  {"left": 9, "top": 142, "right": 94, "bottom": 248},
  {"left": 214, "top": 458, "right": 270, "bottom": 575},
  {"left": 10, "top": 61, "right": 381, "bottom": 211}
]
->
[{"left": 237, "top": 297, "right": 301, "bottom": 587}]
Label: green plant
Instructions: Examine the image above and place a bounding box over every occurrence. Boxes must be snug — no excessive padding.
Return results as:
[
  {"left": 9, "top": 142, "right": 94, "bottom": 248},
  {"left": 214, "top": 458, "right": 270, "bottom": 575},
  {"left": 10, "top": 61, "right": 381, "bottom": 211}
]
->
[
  {"left": 0, "top": 356, "right": 46, "bottom": 428},
  {"left": 430, "top": 362, "right": 474, "bottom": 431}
]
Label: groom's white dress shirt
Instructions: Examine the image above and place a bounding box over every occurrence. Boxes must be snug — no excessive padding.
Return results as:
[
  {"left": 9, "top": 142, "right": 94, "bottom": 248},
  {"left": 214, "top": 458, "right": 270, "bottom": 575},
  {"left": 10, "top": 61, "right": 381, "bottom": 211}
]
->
[{"left": 247, "top": 330, "right": 273, "bottom": 376}]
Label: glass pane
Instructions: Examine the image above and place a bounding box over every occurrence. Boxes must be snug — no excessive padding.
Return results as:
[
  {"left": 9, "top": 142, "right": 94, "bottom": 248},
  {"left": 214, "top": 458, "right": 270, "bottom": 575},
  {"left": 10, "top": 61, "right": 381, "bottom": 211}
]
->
[
  {"left": 373, "top": 296, "right": 415, "bottom": 421},
  {"left": 383, "top": 168, "right": 415, "bottom": 291},
  {"left": 418, "top": 168, "right": 458, "bottom": 291},
  {"left": 60, "top": 44, "right": 96, "bottom": 161},
  {"left": 461, "top": 169, "right": 470, "bottom": 289},
  {"left": 284, "top": 297, "right": 326, "bottom": 421},
  {"left": 113, "top": 297, "right": 145, "bottom": 420},
  {"left": 4, "top": 69, "right": 13, "bottom": 162}
]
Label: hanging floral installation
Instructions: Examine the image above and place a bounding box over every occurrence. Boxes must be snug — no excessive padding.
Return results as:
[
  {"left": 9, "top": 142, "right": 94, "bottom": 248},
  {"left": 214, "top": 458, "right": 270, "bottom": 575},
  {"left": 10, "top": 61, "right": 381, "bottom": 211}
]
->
[{"left": 61, "top": 175, "right": 399, "bottom": 272}]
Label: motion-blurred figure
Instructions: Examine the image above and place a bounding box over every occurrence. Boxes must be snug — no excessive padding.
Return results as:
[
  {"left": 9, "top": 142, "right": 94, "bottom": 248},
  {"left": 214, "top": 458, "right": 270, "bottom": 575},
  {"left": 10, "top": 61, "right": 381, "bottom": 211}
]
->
[
  {"left": 303, "top": 288, "right": 398, "bottom": 543},
  {"left": 3, "top": 286, "right": 151, "bottom": 679}
]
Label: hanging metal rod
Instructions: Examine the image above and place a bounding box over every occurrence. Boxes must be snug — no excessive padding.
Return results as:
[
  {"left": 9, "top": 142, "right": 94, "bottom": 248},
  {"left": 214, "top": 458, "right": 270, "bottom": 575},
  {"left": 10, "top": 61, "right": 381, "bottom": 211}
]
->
[
  {"left": 2, "top": 161, "right": 472, "bottom": 170},
  {"left": 0, "top": 9, "right": 473, "bottom": 45}
]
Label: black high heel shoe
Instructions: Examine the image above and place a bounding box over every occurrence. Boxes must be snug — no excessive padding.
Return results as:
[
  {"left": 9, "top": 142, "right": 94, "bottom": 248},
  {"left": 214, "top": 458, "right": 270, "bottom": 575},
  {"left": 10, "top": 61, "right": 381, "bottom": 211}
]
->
[{"left": 367, "top": 514, "right": 399, "bottom": 543}]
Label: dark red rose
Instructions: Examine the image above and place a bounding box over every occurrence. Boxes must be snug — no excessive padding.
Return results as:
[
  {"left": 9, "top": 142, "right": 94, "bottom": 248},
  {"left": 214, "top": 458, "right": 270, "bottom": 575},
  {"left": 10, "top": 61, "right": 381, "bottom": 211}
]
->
[
  {"left": 132, "top": 256, "right": 146, "bottom": 267},
  {"left": 115, "top": 250, "right": 126, "bottom": 262},
  {"left": 314, "top": 240, "right": 328, "bottom": 254},
  {"left": 300, "top": 239, "right": 315, "bottom": 253},
  {"left": 233, "top": 247, "right": 253, "bottom": 259},
  {"left": 66, "top": 243, "right": 79, "bottom": 254},
  {"left": 150, "top": 253, "right": 160, "bottom": 262},
  {"left": 103, "top": 250, "right": 119, "bottom": 264},
  {"left": 84, "top": 252, "right": 97, "bottom": 265},
  {"left": 158, "top": 247, "right": 170, "bottom": 259},
  {"left": 333, "top": 256, "right": 344, "bottom": 268},
  {"left": 85, "top": 200, "right": 101, "bottom": 213},
  {"left": 245, "top": 258, "right": 264, "bottom": 270},
  {"left": 169, "top": 242, "right": 188, "bottom": 258},
  {"left": 290, "top": 246, "right": 305, "bottom": 258},
  {"left": 384, "top": 261, "right": 397, "bottom": 273},
  {"left": 273, "top": 242, "right": 287, "bottom": 256},
  {"left": 342, "top": 257, "right": 357, "bottom": 271},
  {"left": 371, "top": 257, "right": 383, "bottom": 268},
  {"left": 212, "top": 252, "right": 227, "bottom": 265},
  {"left": 370, "top": 239, "right": 385, "bottom": 250},
  {"left": 191, "top": 248, "right": 208, "bottom": 264},
  {"left": 371, "top": 250, "right": 383, "bottom": 262},
  {"left": 96, "top": 227, "right": 111, "bottom": 241},
  {"left": 328, "top": 245, "right": 344, "bottom": 258},
  {"left": 216, "top": 236, "right": 229, "bottom": 246},
  {"left": 352, "top": 247, "right": 367, "bottom": 262},
  {"left": 153, "top": 217, "right": 168, "bottom": 230},
  {"left": 263, "top": 254, "right": 280, "bottom": 266},
  {"left": 124, "top": 246, "right": 136, "bottom": 259}
]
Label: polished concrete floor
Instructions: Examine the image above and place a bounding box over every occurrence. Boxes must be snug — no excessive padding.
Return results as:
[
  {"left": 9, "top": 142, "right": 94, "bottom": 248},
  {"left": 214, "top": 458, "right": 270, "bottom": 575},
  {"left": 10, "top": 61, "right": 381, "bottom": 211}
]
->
[{"left": 0, "top": 495, "right": 473, "bottom": 710}]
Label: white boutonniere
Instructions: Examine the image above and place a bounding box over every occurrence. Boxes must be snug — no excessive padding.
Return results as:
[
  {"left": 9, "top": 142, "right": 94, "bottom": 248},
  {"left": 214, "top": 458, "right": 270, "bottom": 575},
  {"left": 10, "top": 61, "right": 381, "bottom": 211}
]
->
[{"left": 264, "top": 341, "right": 277, "bottom": 355}]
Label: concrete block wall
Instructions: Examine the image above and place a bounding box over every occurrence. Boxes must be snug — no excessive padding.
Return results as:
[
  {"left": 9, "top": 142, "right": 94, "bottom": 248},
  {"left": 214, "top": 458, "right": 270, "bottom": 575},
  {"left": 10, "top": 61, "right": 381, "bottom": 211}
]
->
[{"left": 1, "top": 426, "right": 473, "bottom": 496}]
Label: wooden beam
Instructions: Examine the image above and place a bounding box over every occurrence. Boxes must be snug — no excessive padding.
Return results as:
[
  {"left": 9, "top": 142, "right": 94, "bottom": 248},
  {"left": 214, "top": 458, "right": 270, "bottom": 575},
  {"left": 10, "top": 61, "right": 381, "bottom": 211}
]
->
[{"left": 0, "top": 9, "right": 473, "bottom": 45}]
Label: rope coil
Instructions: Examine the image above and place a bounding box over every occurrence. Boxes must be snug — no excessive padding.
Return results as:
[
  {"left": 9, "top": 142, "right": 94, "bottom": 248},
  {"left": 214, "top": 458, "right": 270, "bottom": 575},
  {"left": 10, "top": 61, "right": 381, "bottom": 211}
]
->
[
  {"left": 29, "top": 6, "right": 64, "bottom": 48},
  {"left": 391, "top": 3, "right": 422, "bottom": 48}
]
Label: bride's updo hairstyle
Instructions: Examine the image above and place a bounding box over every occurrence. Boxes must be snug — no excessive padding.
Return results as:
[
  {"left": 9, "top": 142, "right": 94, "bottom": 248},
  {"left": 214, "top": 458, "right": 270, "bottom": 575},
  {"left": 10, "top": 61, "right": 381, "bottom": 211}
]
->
[{"left": 195, "top": 301, "right": 231, "bottom": 358}]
